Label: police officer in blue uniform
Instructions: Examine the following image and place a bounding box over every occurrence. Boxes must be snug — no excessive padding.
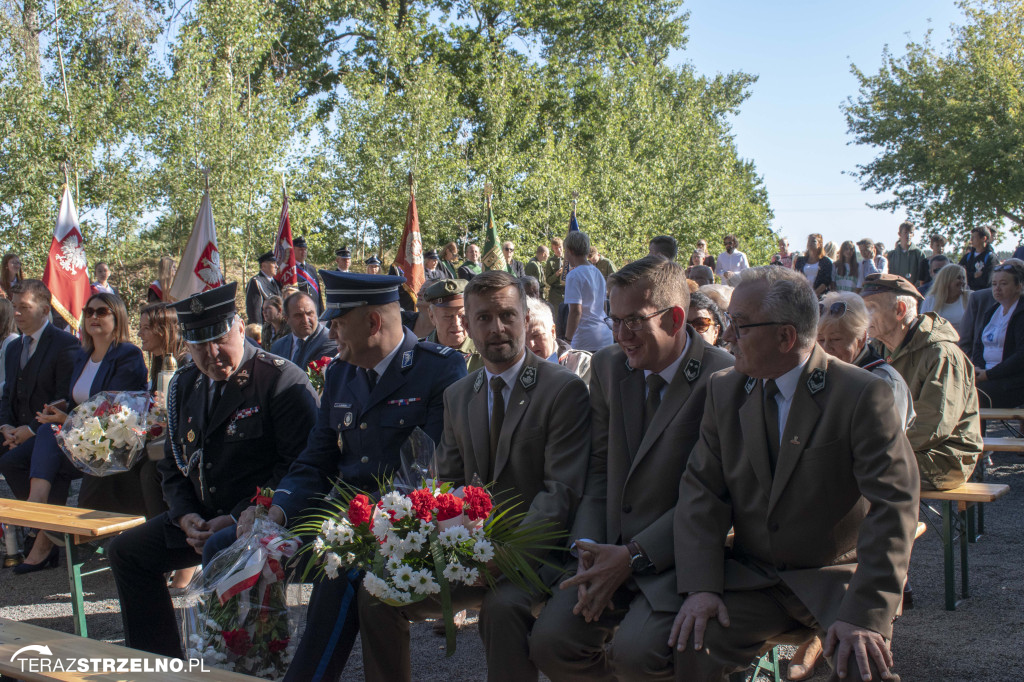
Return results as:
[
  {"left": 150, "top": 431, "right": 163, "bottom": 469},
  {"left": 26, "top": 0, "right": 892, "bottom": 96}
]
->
[
  {"left": 106, "top": 282, "right": 318, "bottom": 658},
  {"left": 232, "top": 269, "right": 468, "bottom": 681}
]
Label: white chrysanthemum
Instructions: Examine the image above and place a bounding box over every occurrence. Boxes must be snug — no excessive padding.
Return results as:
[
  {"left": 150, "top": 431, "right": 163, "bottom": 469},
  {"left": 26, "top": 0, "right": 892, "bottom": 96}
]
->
[
  {"left": 392, "top": 565, "right": 415, "bottom": 591},
  {"left": 472, "top": 538, "right": 495, "bottom": 563},
  {"left": 336, "top": 522, "right": 355, "bottom": 544},
  {"left": 471, "top": 528, "right": 487, "bottom": 543},
  {"left": 380, "top": 492, "right": 413, "bottom": 520},
  {"left": 386, "top": 556, "right": 404, "bottom": 572},
  {"left": 343, "top": 552, "right": 356, "bottom": 564},
  {"left": 313, "top": 536, "right": 325, "bottom": 553},
  {"left": 371, "top": 515, "right": 391, "bottom": 541},
  {"left": 188, "top": 634, "right": 203, "bottom": 646},
  {"left": 442, "top": 563, "right": 465, "bottom": 582},
  {"left": 404, "top": 530, "right": 427, "bottom": 552},
  {"left": 438, "top": 526, "right": 471, "bottom": 548},
  {"left": 379, "top": 535, "right": 405, "bottom": 560},
  {"left": 462, "top": 566, "right": 480, "bottom": 586},
  {"left": 411, "top": 569, "right": 439, "bottom": 595},
  {"left": 419, "top": 520, "right": 435, "bottom": 534},
  {"left": 323, "top": 552, "right": 343, "bottom": 579},
  {"left": 362, "top": 572, "right": 389, "bottom": 599}
]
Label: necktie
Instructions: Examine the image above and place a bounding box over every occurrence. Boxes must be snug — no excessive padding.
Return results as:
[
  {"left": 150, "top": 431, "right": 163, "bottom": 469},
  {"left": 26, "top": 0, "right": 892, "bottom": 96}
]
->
[
  {"left": 208, "top": 380, "right": 226, "bottom": 420},
  {"left": 643, "top": 374, "right": 667, "bottom": 435},
  {"left": 292, "top": 336, "right": 306, "bottom": 364},
  {"left": 764, "top": 379, "right": 781, "bottom": 473},
  {"left": 489, "top": 376, "right": 506, "bottom": 471},
  {"left": 20, "top": 336, "right": 33, "bottom": 370},
  {"left": 367, "top": 368, "right": 379, "bottom": 390}
]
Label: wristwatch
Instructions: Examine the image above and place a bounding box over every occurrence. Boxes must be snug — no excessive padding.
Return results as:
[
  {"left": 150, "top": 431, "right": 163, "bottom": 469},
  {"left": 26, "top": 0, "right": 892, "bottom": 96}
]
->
[{"left": 626, "top": 540, "right": 654, "bottom": 575}]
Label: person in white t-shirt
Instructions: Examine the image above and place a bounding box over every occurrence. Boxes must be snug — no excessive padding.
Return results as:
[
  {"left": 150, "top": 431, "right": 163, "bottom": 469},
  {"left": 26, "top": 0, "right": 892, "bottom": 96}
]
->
[
  {"left": 715, "top": 234, "right": 749, "bottom": 279},
  {"left": 563, "top": 231, "right": 613, "bottom": 352},
  {"left": 973, "top": 262, "right": 1024, "bottom": 408}
]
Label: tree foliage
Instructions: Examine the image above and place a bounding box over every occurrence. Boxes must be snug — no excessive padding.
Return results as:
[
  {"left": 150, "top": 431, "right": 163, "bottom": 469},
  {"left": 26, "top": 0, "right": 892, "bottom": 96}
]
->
[
  {"left": 844, "top": 0, "right": 1024, "bottom": 243},
  {"left": 0, "top": 0, "right": 775, "bottom": 288}
]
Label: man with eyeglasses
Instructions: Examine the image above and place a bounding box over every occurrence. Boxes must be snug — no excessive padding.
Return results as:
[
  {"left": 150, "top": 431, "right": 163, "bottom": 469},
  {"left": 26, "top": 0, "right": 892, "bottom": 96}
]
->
[
  {"left": 667, "top": 266, "right": 919, "bottom": 682},
  {"left": 715, "top": 234, "right": 749, "bottom": 280},
  {"left": 532, "top": 256, "right": 733, "bottom": 681},
  {"left": 502, "top": 241, "right": 526, "bottom": 278}
]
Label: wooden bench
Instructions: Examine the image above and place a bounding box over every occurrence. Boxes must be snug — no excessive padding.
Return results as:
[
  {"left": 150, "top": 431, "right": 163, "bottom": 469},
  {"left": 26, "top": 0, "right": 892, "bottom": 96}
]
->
[
  {"left": 976, "top": 408, "right": 1024, "bottom": 535},
  {"left": 920, "top": 482, "right": 1010, "bottom": 611},
  {"left": 0, "top": 617, "right": 255, "bottom": 681},
  {"left": 0, "top": 500, "right": 145, "bottom": 637}
]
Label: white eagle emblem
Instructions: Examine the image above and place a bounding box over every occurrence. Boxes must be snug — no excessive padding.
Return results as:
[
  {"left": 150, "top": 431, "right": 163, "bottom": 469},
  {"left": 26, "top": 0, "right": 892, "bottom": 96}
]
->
[
  {"left": 57, "top": 236, "right": 87, "bottom": 275},
  {"left": 195, "top": 242, "right": 223, "bottom": 290}
]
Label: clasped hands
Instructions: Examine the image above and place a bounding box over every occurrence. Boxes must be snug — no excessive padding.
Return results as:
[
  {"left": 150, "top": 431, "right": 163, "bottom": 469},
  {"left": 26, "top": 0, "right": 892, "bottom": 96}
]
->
[
  {"left": 667, "top": 593, "right": 895, "bottom": 680},
  {"left": 1, "top": 424, "right": 34, "bottom": 448},
  {"left": 179, "top": 513, "right": 235, "bottom": 554},
  {"left": 559, "top": 540, "right": 633, "bottom": 622}
]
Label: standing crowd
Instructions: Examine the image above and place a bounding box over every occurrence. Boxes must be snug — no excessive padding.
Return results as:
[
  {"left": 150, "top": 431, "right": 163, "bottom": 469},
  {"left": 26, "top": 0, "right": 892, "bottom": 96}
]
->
[{"left": 0, "top": 218, "right": 1021, "bottom": 682}]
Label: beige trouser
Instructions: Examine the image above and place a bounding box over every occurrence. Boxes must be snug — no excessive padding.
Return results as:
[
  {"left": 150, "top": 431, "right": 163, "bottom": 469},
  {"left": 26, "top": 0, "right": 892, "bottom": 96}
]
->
[
  {"left": 530, "top": 578, "right": 678, "bottom": 682},
  {"left": 358, "top": 581, "right": 543, "bottom": 682}
]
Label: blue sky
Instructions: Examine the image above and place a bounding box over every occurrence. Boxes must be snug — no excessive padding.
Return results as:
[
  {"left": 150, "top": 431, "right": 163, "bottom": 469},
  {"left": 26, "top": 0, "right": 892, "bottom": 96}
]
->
[{"left": 669, "top": 0, "right": 983, "bottom": 253}]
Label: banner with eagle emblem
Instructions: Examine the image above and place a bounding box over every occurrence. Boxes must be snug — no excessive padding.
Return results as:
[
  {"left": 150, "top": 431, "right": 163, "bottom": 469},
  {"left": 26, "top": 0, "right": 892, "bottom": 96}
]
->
[
  {"left": 42, "top": 185, "right": 91, "bottom": 332},
  {"left": 169, "top": 188, "right": 224, "bottom": 301}
]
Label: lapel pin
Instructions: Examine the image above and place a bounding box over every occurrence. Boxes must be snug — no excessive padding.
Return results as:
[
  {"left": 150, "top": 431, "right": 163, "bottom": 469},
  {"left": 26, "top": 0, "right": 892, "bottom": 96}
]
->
[
  {"left": 790, "top": 436, "right": 800, "bottom": 445},
  {"left": 187, "top": 429, "right": 196, "bottom": 443},
  {"left": 519, "top": 400, "right": 525, "bottom": 405}
]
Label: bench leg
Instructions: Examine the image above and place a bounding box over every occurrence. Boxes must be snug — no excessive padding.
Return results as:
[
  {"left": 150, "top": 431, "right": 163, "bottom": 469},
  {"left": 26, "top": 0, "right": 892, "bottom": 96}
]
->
[
  {"left": 976, "top": 454, "right": 986, "bottom": 538},
  {"left": 959, "top": 506, "right": 970, "bottom": 601},
  {"left": 65, "top": 535, "right": 88, "bottom": 637},
  {"left": 941, "top": 501, "right": 956, "bottom": 611}
]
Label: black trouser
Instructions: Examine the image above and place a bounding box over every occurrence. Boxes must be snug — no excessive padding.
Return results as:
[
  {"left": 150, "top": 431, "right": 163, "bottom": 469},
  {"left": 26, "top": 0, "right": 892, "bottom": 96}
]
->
[
  {"left": 106, "top": 513, "right": 202, "bottom": 658},
  {"left": 0, "top": 438, "right": 73, "bottom": 505}
]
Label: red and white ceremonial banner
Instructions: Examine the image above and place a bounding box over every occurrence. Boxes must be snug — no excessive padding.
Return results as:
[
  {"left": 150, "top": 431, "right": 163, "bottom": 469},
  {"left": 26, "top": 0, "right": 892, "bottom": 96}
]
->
[
  {"left": 42, "top": 185, "right": 91, "bottom": 333},
  {"left": 394, "top": 187, "right": 424, "bottom": 302},
  {"left": 274, "top": 187, "right": 297, "bottom": 285},
  {"left": 169, "top": 188, "right": 224, "bottom": 302}
]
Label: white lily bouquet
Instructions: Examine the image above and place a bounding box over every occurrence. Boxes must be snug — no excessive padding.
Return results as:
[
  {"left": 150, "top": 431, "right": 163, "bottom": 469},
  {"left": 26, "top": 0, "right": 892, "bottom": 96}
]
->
[
  {"left": 295, "top": 429, "right": 565, "bottom": 655},
  {"left": 56, "top": 391, "right": 156, "bottom": 476}
]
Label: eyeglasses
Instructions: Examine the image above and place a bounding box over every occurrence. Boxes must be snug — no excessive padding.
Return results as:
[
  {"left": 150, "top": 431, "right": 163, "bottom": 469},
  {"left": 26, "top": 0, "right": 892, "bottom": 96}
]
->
[
  {"left": 604, "top": 307, "right": 673, "bottom": 332},
  {"left": 83, "top": 307, "right": 112, "bottom": 319},
  {"left": 503, "top": 247, "right": 514, "bottom": 252},
  {"left": 819, "top": 301, "right": 847, "bottom": 318},
  {"left": 724, "top": 312, "right": 788, "bottom": 339},
  {"left": 994, "top": 264, "right": 1017, "bottom": 273},
  {"left": 689, "top": 317, "right": 716, "bottom": 333}
]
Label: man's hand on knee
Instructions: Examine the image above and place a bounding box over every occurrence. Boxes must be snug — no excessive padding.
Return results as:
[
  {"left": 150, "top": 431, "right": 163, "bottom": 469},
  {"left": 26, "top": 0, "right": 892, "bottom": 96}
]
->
[
  {"left": 668, "top": 592, "right": 730, "bottom": 651},
  {"left": 559, "top": 541, "right": 631, "bottom": 622},
  {"left": 823, "top": 620, "right": 894, "bottom": 680}
]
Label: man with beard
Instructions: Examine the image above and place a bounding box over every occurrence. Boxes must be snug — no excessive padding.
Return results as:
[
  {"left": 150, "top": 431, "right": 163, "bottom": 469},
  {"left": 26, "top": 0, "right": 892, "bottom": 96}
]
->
[
  {"left": 358, "top": 270, "right": 591, "bottom": 682},
  {"left": 715, "top": 234, "right": 750, "bottom": 280},
  {"left": 421, "top": 278, "right": 483, "bottom": 372}
]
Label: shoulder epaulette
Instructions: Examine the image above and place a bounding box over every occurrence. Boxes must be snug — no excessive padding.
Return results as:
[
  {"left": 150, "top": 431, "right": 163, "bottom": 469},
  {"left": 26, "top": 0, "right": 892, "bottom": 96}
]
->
[
  {"left": 417, "top": 341, "right": 454, "bottom": 357},
  {"left": 256, "top": 351, "right": 288, "bottom": 369}
]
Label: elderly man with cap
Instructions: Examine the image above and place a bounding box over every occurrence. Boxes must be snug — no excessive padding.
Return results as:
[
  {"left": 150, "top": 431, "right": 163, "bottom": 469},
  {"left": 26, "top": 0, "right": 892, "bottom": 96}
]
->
[
  {"left": 861, "top": 272, "right": 983, "bottom": 490},
  {"left": 106, "top": 283, "right": 318, "bottom": 658},
  {"left": 334, "top": 246, "right": 352, "bottom": 272},
  {"left": 246, "top": 251, "right": 281, "bottom": 324},
  {"left": 424, "top": 248, "right": 446, "bottom": 282},
  {"left": 364, "top": 254, "right": 382, "bottom": 275},
  {"left": 421, "top": 278, "right": 483, "bottom": 372},
  {"left": 293, "top": 235, "right": 325, "bottom": 314},
  {"left": 231, "top": 268, "right": 468, "bottom": 681}
]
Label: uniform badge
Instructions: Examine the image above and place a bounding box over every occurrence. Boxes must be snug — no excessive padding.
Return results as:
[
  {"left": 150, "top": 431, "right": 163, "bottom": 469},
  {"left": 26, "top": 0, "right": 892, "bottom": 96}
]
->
[
  {"left": 473, "top": 372, "right": 484, "bottom": 393},
  {"left": 190, "top": 298, "right": 204, "bottom": 315},
  {"left": 235, "top": 369, "right": 250, "bottom": 387},
  {"left": 402, "top": 350, "right": 414, "bottom": 368},
  {"left": 807, "top": 368, "right": 826, "bottom": 394},
  {"left": 684, "top": 358, "right": 701, "bottom": 382},
  {"left": 344, "top": 412, "right": 354, "bottom": 427},
  {"left": 187, "top": 429, "right": 196, "bottom": 443},
  {"left": 520, "top": 366, "right": 537, "bottom": 389},
  {"left": 387, "top": 398, "right": 422, "bottom": 406},
  {"left": 226, "top": 423, "right": 237, "bottom": 436},
  {"left": 274, "top": 358, "right": 285, "bottom": 367},
  {"left": 744, "top": 377, "right": 757, "bottom": 394},
  {"left": 437, "top": 345, "right": 453, "bottom": 356}
]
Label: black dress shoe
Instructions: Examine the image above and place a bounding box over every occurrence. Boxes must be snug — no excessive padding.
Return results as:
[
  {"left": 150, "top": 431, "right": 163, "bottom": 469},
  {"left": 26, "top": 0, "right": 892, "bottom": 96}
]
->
[
  {"left": 12, "top": 547, "right": 59, "bottom": 575},
  {"left": 902, "top": 583, "right": 914, "bottom": 610}
]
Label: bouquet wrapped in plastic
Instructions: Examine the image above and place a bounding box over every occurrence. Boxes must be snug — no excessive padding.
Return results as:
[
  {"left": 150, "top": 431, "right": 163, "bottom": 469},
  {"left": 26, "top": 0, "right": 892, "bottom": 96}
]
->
[
  {"left": 56, "top": 390, "right": 157, "bottom": 476},
  {"left": 295, "top": 429, "right": 564, "bottom": 655},
  {"left": 305, "top": 355, "right": 333, "bottom": 394},
  {"left": 181, "top": 494, "right": 300, "bottom": 679}
]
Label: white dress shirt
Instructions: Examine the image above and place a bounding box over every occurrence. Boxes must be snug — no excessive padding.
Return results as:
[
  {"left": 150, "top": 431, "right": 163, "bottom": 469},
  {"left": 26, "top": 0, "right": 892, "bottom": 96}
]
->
[
  {"left": 484, "top": 352, "right": 527, "bottom": 419},
  {"left": 642, "top": 333, "right": 690, "bottom": 399},
  {"left": 766, "top": 353, "right": 811, "bottom": 445}
]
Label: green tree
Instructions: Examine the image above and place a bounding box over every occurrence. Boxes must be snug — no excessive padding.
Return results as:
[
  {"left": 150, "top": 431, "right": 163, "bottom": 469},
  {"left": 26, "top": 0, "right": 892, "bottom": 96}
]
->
[{"left": 844, "top": 0, "right": 1024, "bottom": 242}]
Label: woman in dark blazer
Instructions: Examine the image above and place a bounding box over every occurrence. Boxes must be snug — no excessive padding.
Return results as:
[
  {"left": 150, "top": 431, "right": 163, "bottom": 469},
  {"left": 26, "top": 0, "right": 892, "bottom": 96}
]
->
[
  {"left": 794, "top": 233, "right": 834, "bottom": 297},
  {"left": 14, "top": 292, "right": 147, "bottom": 573},
  {"left": 972, "top": 262, "right": 1024, "bottom": 408}
]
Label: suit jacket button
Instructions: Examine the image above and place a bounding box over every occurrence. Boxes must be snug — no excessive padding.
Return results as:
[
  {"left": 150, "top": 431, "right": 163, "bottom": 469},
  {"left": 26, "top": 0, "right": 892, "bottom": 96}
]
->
[
  {"left": 209, "top": 486, "right": 217, "bottom": 493},
  {"left": 361, "top": 456, "right": 369, "bottom": 464},
  {"left": 206, "top": 462, "right": 213, "bottom": 470},
  {"left": 399, "top": 419, "right": 405, "bottom": 425},
  {"left": 360, "top": 422, "right": 368, "bottom": 430},
  {"left": 622, "top": 504, "right": 632, "bottom": 513}
]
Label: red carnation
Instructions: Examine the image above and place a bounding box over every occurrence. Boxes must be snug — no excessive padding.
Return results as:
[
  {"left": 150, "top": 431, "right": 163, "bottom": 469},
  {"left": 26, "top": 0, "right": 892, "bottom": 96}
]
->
[
  {"left": 250, "top": 486, "right": 273, "bottom": 509},
  {"left": 221, "top": 629, "right": 252, "bottom": 655},
  {"left": 268, "top": 638, "right": 290, "bottom": 653},
  {"left": 408, "top": 488, "right": 437, "bottom": 522},
  {"left": 348, "top": 494, "right": 373, "bottom": 526},
  {"left": 435, "top": 493, "right": 464, "bottom": 521},
  {"left": 463, "top": 486, "right": 492, "bottom": 521}
]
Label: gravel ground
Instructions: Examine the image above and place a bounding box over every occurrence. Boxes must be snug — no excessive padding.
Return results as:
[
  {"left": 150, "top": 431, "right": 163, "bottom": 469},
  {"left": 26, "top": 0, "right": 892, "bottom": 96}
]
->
[{"left": 2, "top": 431, "right": 1022, "bottom": 681}]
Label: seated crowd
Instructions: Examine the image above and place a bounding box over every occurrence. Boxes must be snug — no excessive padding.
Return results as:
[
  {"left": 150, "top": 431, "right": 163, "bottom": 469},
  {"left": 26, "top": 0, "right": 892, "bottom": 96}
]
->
[{"left": 0, "top": 218, "right": 1017, "bottom": 681}]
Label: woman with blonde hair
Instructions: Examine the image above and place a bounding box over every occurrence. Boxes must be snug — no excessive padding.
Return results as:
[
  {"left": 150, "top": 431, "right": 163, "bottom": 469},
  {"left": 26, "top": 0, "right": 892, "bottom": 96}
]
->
[
  {"left": 794, "top": 233, "right": 834, "bottom": 296},
  {"left": 439, "top": 241, "right": 460, "bottom": 279},
  {"left": 147, "top": 256, "right": 176, "bottom": 303},
  {"left": 921, "top": 263, "right": 970, "bottom": 333}
]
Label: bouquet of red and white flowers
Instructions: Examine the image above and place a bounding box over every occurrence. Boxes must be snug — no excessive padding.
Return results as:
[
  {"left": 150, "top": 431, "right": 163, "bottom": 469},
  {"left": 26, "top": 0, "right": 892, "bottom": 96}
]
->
[
  {"left": 181, "top": 490, "right": 300, "bottom": 679},
  {"left": 296, "top": 429, "right": 563, "bottom": 654},
  {"left": 305, "top": 355, "right": 333, "bottom": 394},
  {"left": 56, "top": 391, "right": 158, "bottom": 476}
]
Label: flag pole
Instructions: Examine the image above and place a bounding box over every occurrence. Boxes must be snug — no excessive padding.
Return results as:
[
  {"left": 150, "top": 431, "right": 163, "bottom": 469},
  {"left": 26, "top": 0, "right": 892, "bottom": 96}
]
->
[{"left": 572, "top": 189, "right": 579, "bottom": 214}]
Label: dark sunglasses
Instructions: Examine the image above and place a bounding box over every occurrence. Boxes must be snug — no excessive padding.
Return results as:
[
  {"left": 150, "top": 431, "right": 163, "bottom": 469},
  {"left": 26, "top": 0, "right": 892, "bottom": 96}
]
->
[
  {"left": 689, "top": 317, "right": 716, "bottom": 333},
  {"left": 83, "top": 306, "right": 113, "bottom": 318},
  {"left": 819, "top": 301, "right": 847, "bottom": 318}
]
